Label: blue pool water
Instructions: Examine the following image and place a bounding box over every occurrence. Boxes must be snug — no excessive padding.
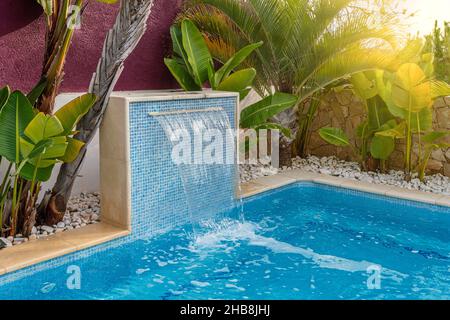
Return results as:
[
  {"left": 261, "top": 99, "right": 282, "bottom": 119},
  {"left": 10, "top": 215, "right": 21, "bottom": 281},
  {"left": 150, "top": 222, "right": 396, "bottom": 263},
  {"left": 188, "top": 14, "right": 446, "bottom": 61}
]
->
[{"left": 0, "top": 183, "right": 449, "bottom": 300}]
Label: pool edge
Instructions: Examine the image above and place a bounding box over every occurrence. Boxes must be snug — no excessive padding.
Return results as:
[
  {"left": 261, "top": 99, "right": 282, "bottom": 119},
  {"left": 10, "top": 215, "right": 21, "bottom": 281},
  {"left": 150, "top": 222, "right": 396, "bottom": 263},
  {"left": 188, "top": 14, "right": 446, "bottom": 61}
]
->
[
  {"left": 0, "top": 223, "right": 130, "bottom": 276},
  {"left": 239, "top": 169, "right": 450, "bottom": 208}
]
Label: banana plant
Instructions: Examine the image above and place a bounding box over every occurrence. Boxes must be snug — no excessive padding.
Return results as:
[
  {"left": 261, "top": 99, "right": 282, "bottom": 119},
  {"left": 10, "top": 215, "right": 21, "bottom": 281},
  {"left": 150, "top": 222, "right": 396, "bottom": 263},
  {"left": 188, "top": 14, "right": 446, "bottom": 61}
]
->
[
  {"left": 0, "top": 90, "right": 95, "bottom": 236},
  {"left": 239, "top": 93, "right": 298, "bottom": 138},
  {"left": 376, "top": 60, "right": 450, "bottom": 180},
  {"left": 351, "top": 71, "right": 397, "bottom": 170},
  {"left": 319, "top": 71, "right": 397, "bottom": 171},
  {"left": 165, "top": 19, "right": 261, "bottom": 99},
  {"left": 34, "top": 0, "right": 117, "bottom": 114}
]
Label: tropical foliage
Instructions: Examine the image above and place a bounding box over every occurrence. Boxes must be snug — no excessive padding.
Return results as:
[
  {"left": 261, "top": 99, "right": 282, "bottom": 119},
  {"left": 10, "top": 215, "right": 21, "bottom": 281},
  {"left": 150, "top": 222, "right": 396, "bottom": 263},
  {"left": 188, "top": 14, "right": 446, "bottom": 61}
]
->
[
  {"left": 0, "top": 86, "right": 95, "bottom": 237},
  {"left": 165, "top": 19, "right": 261, "bottom": 99},
  {"left": 180, "top": 0, "right": 400, "bottom": 165},
  {"left": 319, "top": 40, "right": 450, "bottom": 180},
  {"left": 375, "top": 61, "right": 450, "bottom": 179},
  {"left": 165, "top": 19, "right": 297, "bottom": 136}
]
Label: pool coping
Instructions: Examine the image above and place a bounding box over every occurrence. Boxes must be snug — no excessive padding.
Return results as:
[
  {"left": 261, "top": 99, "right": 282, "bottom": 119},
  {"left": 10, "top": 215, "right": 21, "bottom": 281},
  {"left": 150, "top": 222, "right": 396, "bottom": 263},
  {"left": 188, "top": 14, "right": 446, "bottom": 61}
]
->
[
  {"left": 0, "top": 223, "right": 129, "bottom": 276},
  {"left": 239, "top": 169, "right": 450, "bottom": 208}
]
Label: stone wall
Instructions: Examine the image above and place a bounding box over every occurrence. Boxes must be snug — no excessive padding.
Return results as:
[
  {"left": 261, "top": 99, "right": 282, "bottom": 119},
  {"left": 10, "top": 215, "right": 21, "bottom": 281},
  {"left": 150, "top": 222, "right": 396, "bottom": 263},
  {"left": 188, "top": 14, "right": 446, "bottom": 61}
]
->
[{"left": 307, "top": 92, "right": 450, "bottom": 177}]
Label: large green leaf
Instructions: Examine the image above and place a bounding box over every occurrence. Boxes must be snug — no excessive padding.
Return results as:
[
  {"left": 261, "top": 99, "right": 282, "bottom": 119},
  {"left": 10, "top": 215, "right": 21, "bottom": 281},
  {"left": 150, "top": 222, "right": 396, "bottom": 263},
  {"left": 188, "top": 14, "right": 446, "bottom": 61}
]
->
[
  {"left": 376, "top": 72, "right": 406, "bottom": 118},
  {"left": 370, "top": 135, "right": 394, "bottom": 160},
  {"left": 376, "top": 121, "right": 406, "bottom": 139},
  {"left": 239, "top": 88, "right": 252, "bottom": 100},
  {"left": 430, "top": 80, "right": 450, "bottom": 98},
  {"left": 0, "top": 86, "right": 10, "bottom": 111},
  {"left": 41, "top": 136, "right": 68, "bottom": 160},
  {"left": 24, "top": 113, "right": 64, "bottom": 144},
  {"left": 422, "top": 131, "right": 450, "bottom": 144},
  {"left": 214, "top": 42, "right": 263, "bottom": 86},
  {"left": 350, "top": 72, "right": 377, "bottom": 100},
  {"left": 55, "top": 93, "right": 96, "bottom": 135},
  {"left": 392, "top": 63, "right": 432, "bottom": 112},
  {"left": 27, "top": 78, "right": 47, "bottom": 106},
  {"left": 36, "top": 0, "right": 52, "bottom": 15},
  {"left": 28, "top": 157, "right": 57, "bottom": 169},
  {"left": 0, "top": 91, "right": 34, "bottom": 162},
  {"left": 164, "top": 58, "right": 201, "bottom": 91},
  {"left": 217, "top": 68, "right": 256, "bottom": 97},
  {"left": 410, "top": 108, "right": 433, "bottom": 132},
  {"left": 252, "top": 123, "right": 291, "bottom": 138},
  {"left": 59, "top": 138, "right": 85, "bottom": 163},
  {"left": 240, "top": 92, "right": 298, "bottom": 128},
  {"left": 170, "top": 25, "right": 193, "bottom": 76},
  {"left": 19, "top": 162, "right": 54, "bottom": 182},
  {"left": 20, "top": 138, "right": 52, "bottom": 159},
  {"left": 318, "top": 127, "right": 350, "bottom": 147},
  {"left": 367, "top": 95, "right": 394, "bottom": 131},
  {"left": 181, "top": 19, "right": 213, "bottom": 86},
  {"left": 356, "top": 120, "right": 369, "bottom": 139}
]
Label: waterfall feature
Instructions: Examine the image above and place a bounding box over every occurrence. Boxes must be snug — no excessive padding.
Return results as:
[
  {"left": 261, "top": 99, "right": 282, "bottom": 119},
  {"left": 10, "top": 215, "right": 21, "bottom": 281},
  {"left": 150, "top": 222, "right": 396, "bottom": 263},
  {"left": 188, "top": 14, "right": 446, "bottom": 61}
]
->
[{"left": 150, "top": 107, "right": 241, "bottom": 235}]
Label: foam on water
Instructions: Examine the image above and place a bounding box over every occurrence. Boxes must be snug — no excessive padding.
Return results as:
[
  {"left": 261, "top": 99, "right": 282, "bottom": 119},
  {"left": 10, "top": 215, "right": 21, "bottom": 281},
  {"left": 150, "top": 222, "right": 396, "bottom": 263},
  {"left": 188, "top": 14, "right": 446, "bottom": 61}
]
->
[{"left": 193, "top": 221, "right": 408, "bottom": 280}]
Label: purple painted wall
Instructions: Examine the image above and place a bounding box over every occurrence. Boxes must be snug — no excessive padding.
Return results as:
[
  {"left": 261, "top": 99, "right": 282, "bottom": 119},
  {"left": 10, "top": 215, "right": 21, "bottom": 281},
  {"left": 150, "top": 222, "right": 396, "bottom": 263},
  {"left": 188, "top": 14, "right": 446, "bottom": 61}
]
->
[{"left": 0, "top": 0, "right": 182, "bottom": 93}]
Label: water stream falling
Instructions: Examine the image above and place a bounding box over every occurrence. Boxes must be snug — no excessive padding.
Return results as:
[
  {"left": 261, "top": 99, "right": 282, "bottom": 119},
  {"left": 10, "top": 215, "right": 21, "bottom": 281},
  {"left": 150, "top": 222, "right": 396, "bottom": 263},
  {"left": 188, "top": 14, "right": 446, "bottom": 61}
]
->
[{"left": 151, "top": 108, "right": 242, "bottom": 237}]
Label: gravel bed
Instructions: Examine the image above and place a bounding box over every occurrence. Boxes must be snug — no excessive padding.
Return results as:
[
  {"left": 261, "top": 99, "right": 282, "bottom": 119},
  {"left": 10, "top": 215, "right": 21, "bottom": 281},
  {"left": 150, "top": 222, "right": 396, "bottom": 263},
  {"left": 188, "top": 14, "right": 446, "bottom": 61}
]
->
[
  {"left": 240, "top": 155, "right": 450, "bottom": 196},
  {"left": 0, "top": 192, "right": 100, "bottom": 248}
]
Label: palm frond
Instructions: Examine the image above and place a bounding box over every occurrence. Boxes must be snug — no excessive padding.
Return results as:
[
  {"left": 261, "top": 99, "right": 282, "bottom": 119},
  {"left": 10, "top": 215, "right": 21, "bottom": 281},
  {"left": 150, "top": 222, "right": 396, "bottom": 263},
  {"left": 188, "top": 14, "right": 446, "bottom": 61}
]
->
[{"left": 182, "top": 0, "right": 400, "bottom": 99}]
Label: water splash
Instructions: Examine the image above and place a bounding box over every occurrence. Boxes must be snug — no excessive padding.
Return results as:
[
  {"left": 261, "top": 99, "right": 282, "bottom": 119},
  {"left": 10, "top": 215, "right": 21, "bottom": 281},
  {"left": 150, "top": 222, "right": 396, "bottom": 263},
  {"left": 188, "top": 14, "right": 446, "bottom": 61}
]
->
[{"left": 152, "top": 108, "right": 240, "bottom": 237}]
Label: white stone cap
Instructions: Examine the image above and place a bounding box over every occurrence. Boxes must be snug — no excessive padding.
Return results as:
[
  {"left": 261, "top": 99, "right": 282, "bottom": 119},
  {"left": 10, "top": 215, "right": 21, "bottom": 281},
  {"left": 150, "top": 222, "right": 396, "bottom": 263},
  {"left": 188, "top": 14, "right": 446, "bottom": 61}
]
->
[
  {"left": 56, "top": 90, "right": 239, "bottom": 103},
  {"left": 109, "top": 89, "right": 239, "bottom": 102}
]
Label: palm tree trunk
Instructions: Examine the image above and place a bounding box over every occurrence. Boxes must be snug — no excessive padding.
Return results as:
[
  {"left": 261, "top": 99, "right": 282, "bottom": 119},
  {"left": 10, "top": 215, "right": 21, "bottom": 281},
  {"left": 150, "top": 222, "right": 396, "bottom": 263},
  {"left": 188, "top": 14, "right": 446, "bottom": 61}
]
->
[
  {"left": 274, "top": 106, "right": 298, "bottom": 167},
  {"left": 40, "top": 0, "right": 155, "bottom": 225},
  {"left": 279, "top": 137, "right": 293, "bottom": 167}
]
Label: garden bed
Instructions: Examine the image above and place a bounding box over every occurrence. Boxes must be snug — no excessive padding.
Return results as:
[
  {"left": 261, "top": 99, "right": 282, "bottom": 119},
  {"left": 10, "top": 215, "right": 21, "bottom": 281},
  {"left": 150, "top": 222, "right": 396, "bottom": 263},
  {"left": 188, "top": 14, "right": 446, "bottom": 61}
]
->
[
  {"left": 240, "top": 156, "right": 450, "bottom": 196},
  {"left": 0, "top": 193, "right": 100, "bottom": 249}
]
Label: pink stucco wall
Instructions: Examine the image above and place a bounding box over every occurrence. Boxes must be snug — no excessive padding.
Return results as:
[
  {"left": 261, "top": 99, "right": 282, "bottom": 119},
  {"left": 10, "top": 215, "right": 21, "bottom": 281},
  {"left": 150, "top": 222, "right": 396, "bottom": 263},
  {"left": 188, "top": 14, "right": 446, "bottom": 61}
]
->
[{"left": 0, "top": 0, "right": 182, "bottom": 93}]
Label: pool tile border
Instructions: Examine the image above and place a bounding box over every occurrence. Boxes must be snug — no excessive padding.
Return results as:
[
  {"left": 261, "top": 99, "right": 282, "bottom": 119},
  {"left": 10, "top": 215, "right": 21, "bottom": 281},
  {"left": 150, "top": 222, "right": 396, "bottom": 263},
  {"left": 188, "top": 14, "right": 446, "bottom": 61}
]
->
[
  {"left": 0, "top": 223, "right": 129, "bottom": 276},
  {"left": 240, "top": 169, "right": 450, "bottom": 207}
]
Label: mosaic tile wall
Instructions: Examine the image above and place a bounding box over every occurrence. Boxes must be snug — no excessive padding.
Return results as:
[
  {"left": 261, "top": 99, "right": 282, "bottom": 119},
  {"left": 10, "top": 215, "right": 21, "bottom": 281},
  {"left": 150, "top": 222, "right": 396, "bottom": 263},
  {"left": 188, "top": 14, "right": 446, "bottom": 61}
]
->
[
  {"left": 128, "top": 96, "right": 238, "bottom": 238},
  {"left": 0, "top": 95, "right": 238, "bottom": 285}
]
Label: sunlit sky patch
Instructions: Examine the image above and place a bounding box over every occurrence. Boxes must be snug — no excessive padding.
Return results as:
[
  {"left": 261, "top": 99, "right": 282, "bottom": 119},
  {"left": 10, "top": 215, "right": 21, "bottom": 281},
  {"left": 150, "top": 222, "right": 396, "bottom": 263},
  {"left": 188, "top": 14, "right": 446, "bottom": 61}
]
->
[{"left": 400, "top": 0, "right": 450, "bottom": 35}]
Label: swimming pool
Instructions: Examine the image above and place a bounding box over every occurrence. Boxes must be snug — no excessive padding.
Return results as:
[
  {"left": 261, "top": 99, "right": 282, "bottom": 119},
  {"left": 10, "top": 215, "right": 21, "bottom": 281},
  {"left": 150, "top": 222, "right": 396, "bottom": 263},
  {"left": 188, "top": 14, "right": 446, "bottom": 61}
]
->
[{"left": 0, "top": 182, "right": 449, "bottom": 300}]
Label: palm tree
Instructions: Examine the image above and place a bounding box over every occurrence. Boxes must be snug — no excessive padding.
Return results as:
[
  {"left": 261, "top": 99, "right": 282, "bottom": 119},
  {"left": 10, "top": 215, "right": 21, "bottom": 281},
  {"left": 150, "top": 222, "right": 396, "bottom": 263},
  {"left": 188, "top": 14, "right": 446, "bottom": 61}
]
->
[{"left": 180, "top": 0, "right": 400, "bottom": 166}]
